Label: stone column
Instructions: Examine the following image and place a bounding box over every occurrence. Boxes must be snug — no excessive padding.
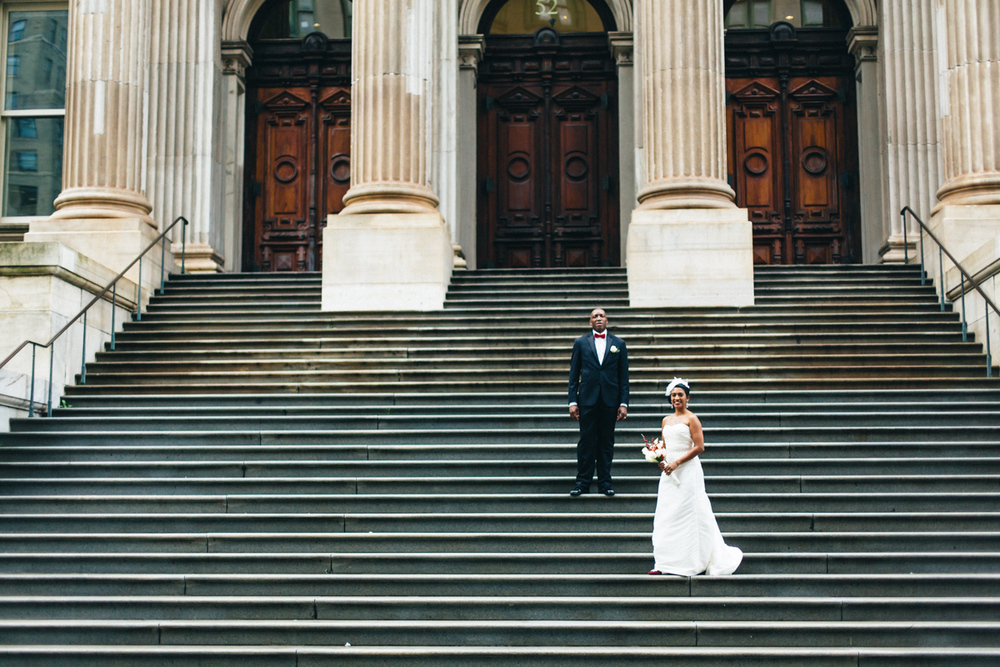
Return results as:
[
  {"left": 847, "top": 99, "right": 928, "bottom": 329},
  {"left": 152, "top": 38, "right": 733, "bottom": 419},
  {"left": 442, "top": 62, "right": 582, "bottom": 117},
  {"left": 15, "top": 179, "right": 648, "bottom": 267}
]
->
[
  {"left": 848, "top": 26, "right": 885, "bottom": 265},
  {"left": 609, "top": 32, "right": 636, "bottom": 268},
  {"left": 323, "top": 0, "right": 453, "bottom": 311},
  {"left": 456, "top": 35, "right": 485, "bottom": 270},
  {"left": 220, "top": 42, "right": 252, "bottom": 273},
  {"left": 147, "top": 0, "right": 226, "bottom": 273},
  {"left": 930, "top": 0, "right": 1000, "bottom": 367},
  {"left": 935, "top": 0, "right": 1000, "bottom": 212},
  {"left": 929, "top": 0, "right": 1000, "bottom": 263},
  {"left": 877, "top": 0, "right": 941, "bottom": 263},
  {"left": 27, "top": 0, "right": 164, "bottom": 288},
  {"left": 626, "top": 0, "right": 753, "bottom": 307}
]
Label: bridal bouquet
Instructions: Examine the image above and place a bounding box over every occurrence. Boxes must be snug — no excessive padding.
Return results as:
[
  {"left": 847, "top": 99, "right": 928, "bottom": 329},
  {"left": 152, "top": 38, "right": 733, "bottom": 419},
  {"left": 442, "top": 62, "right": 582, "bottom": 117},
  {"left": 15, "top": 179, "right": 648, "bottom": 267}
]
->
[
  {"left": 642, "top": 435, "right": 682, "bottom": 486},
  {"left": 641, "top": 435, "right": 666, "bottom": 463}
]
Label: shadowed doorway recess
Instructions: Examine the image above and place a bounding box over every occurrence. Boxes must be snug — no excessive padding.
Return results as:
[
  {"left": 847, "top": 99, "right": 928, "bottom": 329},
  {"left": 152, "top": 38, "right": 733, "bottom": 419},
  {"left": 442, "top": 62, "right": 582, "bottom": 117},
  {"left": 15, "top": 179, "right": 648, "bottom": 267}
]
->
[
  {"left": 244, "top": 0, "right": 352, "bottom": 272},
  {"left": 477, "top": 0, "right": 620, "bottom": 269},
  {"left": 724, "top": 0, "right": 861, "bottom": 265}
]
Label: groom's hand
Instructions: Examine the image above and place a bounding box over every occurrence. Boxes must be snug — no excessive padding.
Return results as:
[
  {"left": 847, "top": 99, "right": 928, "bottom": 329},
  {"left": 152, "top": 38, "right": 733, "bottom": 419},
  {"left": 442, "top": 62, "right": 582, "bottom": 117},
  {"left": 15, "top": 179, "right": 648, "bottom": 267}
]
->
[
  {"left": 617, "top": 406, "right": 628, "bottom": 421},
  {"left": 569, "top": 405, "right": 580, "bottom": 420}
]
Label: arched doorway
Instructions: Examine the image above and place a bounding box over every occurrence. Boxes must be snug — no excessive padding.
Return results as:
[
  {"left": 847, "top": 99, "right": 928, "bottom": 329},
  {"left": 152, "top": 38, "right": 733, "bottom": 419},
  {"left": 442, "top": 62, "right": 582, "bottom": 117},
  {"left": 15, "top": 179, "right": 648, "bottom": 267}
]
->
[
  {"left": 243, "top": 0, "right": 352, "bottom": 272},
  {"left": 477, "top": 0, "right": 620, "bottom": 269},
  {"left": 724, "top": 0, "right": 861, "bottom": 265}
]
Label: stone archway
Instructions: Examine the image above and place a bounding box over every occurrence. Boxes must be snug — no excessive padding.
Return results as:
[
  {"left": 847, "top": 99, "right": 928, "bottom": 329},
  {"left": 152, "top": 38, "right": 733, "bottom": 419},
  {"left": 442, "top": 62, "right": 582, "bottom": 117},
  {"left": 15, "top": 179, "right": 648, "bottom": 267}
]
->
[{"left": 458, "top": 0, "right": 632, "bottom": 34}]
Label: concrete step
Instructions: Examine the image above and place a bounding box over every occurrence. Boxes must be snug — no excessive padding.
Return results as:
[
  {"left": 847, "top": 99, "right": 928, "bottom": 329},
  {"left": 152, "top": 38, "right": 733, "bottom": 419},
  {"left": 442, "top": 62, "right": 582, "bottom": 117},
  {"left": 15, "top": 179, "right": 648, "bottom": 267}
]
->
[
  {"left": 1, "top": 511, "right": 996, "bottom": 534},
  {"left": 2, "top": 492, "right": 998, "bottom": 514},
  {"left": 2, "top": 473, "right": 998, "bottom": 494},
  {"left": 9, "top": 423, "right": 1000, "bottom": 445},
  {"left": 2, "top": 594, "right": 999, "bottom": 622},
  {"left": 3, "top": 645, "right": 999, "bottom": 667},
  {"left": 3, "top": 572, "right": 998, "bottom": 598},
  {"left": 0, "top": 618, "right": 996, "bottom": 648},
  {"left": 90, "top": 341, "right": 986, "bottom": 362},
  {"left": 7, "top": 440, "right": 1000, "bottom": 462},
  {"left": 16, "top": 411, "right": 1000, "bottom": 433},
  {"left": 1, "top": 551, "right": 997, "bottom": 575},
  {"left": 1, "top": 531, "right": 999, "bottom": 554},
  {"left": 51, "top": 388, "right": 1000, "bottom": 407},
  {"left": 2, "top": 457, "right": 998, "bottom": 478},
  {"left": 98, "top": 334, "right": 974, "bottom": 353}
]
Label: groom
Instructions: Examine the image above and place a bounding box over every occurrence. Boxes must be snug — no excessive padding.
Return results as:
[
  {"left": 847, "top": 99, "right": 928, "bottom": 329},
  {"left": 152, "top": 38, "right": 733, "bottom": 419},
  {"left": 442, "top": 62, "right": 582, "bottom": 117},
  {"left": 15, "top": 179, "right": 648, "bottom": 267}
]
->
[{"left": 568, "top": 307, "right": 629, "bottom": 497}]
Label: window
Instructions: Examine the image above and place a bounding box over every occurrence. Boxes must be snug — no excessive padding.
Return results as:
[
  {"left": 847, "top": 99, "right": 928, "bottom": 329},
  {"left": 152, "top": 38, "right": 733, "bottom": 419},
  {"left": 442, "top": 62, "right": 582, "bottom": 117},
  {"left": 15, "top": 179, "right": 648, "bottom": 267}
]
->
[
  {"left": 1, "top": 5, "right": 67, "bottom": 218},
  {"left": 256, "top": 0, "right": 352, "bottom": 40},
  {"left": 487, "top": 0, "right": 606, "bottom": 35},
  {"left": 15, "top": 150, "right": 35, "bottom": 171},
  {"left": 9, "top": 18, "right": 23, "bottom": 41},
  {"left": 16, "top": 117, "right": 34, "bottom": 137},
  {"left": 726, "top": 0, "right": 845, "bottom": 29}
]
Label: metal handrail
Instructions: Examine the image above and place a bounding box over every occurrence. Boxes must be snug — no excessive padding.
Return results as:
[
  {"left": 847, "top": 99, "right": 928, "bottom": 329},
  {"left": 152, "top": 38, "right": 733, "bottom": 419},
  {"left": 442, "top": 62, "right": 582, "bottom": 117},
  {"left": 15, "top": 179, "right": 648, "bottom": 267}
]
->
[
  {"left": 901, "top": 206, "right": 998, "bottom": 377},
  {"left": 0, "top": 216, "right": 189, "bottom": 415}
]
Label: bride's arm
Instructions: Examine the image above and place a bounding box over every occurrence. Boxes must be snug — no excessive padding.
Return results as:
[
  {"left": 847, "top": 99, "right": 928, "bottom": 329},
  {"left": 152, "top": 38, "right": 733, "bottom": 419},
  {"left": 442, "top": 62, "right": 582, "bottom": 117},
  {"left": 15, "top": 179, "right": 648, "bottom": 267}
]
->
[{"left": 660, "top": 415, "right": 706, "bottom": 474}]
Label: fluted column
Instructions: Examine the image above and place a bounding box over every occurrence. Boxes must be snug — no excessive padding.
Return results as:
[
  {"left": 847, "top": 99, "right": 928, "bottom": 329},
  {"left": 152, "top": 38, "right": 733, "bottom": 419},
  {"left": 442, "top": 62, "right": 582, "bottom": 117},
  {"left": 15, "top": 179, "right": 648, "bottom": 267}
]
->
[
  {"left": 339, "top": 0, "right": 439, "bottom": 215},
  {"left": 51, "top": 0, "right": 153, "bottom": 223},
  {"left": 877, "top": 0, "right": 941, "bottom": 262},
  {"left": 322, "top": 0, "right": 453, "bottom": 311},
  {"left": 147, "top": 0, "right": 225, "bottom": 272},
  {"left": 636, "top": 0, "right": 733, "bottom": 209},
  {"left": 929, "top": 0, "right": 1000, "bottom": 365},
  {"left": 936, "top": 0, "right": 1000, "bottom": 209},
  {"left": 625, "top": 0, "right": 753, "bottom": 308}
]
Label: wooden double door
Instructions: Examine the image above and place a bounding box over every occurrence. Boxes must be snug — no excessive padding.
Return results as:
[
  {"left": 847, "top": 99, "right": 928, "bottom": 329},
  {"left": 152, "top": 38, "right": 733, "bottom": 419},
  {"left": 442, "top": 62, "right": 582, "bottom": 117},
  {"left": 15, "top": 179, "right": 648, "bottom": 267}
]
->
[
  {"left": 725, "top": 26, "right": 860, "bottom": 265},
  {"left": 245, "top": 37, "right": 351, "bottom": 272},
  {"left": 478, "top": 31, "right": 620, "bottom": 269}
]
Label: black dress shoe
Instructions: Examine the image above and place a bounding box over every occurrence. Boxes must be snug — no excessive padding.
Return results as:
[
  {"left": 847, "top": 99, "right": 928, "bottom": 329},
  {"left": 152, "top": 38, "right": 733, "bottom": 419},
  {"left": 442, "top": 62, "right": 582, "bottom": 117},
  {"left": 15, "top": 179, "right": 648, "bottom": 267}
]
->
[
  {"left": 600, "top": 487, "right": 615, "bottom": 497},
  {"left": 570, "top": 486, "right": 588, "bottom": 497}
]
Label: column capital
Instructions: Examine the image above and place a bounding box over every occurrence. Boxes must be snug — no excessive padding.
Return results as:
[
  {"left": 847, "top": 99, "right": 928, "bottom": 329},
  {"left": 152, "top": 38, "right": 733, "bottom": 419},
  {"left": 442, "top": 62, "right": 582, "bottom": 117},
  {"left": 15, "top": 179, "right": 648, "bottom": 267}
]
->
[
  {"left": 458, "top": 35, "right": 485, "bottom": 70},
  {"left": 847, "top": 26, "right": 878, "bottom": 66},
  {"left": 607, "top": 31, "right": 634, "bottom": 67},
  {"left": 221, "top": 40, "right": 254, "bottom": 80}
]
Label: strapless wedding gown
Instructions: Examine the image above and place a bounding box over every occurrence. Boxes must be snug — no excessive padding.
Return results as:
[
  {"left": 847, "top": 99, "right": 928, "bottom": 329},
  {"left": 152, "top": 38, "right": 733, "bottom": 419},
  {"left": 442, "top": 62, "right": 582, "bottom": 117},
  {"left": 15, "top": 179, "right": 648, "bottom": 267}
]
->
[{"left": 651, "top": 422, "right": 743, "bottom": 575}]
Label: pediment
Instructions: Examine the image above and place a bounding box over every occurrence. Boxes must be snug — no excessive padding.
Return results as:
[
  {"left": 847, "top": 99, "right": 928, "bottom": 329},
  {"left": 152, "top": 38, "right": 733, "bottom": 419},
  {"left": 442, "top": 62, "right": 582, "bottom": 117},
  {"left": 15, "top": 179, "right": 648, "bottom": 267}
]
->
[
  {"left": 731, "top": 81, "right": 780, "bottom": 102},
  {"left": 789, "top": 79, "right": 839, "bottom": 102},
  {"left": 262, "top": 91, "right": 310, "bottom": 112},
  {"left": 320, "top": 89, "right": 351, "bottom": 110},
  {"left": 553, "top": 85, "right": 600, "bottom": 111},
  {"left": 495, "top": 86, "right": 543, "bottom": 111}
]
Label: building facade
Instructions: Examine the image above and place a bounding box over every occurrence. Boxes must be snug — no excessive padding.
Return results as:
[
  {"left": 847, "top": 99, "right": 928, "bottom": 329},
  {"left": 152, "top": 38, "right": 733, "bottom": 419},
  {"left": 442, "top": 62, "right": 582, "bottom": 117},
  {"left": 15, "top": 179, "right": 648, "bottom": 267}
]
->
[{"left": 1, "top": 0, "right": 999, "bottom": 424}]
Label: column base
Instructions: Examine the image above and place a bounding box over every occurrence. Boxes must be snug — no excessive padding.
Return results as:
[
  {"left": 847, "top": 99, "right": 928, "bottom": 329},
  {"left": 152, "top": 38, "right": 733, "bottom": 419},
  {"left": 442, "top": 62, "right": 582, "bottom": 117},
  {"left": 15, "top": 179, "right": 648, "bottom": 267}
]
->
[
  {"left": 878, "top": 234, "right": 919, "bottom": 264},
  {"left": 322, "top": 212, "right": 454, "bottom": 311},
  {"left": 626, "top": 208, "right": 755, "bottom": 307},
  {"left": 24, "top": 218, "right": 174, "bottom": 304},
  {"left": 174, "top": 243, "right": 225, "bottom": 273}
]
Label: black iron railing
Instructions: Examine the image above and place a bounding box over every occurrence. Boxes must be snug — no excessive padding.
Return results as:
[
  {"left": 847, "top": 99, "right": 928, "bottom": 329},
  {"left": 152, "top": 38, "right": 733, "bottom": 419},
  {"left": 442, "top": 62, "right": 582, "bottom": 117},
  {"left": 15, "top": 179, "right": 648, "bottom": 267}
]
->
[
  {"left": 901, "top": 206, "right": 997, "bottom": 377},
  {"left": 0, "top": 216, "right": 189, "bottom": 416}
]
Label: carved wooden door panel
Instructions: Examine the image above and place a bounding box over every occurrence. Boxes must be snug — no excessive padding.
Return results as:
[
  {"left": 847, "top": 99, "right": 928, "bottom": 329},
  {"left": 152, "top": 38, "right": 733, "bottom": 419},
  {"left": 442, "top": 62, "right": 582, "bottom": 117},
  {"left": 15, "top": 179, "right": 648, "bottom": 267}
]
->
[
  {"left": 252, "top": 86, "right": 350, "bottom": 272},
  {"left": 727, "top": 75, "right": 857, "bottom": 265},
  {"left": 478, "top": 32, "right": 619, "bottom": 269}
]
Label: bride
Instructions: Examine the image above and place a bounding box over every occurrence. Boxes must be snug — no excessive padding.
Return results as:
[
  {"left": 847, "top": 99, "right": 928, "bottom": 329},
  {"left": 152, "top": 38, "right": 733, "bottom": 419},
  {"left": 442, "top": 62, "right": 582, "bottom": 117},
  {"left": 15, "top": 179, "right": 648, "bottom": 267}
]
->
[{"left": 649, "top": 378, "right": 743, "bottom": 576}]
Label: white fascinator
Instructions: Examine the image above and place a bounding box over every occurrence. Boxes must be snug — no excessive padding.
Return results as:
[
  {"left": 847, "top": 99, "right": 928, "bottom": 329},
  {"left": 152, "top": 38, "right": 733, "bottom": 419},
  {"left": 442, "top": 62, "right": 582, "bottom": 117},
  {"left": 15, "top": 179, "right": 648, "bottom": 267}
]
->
[{"left": 665, "top": 377, "right": 690, "bottom": 396}]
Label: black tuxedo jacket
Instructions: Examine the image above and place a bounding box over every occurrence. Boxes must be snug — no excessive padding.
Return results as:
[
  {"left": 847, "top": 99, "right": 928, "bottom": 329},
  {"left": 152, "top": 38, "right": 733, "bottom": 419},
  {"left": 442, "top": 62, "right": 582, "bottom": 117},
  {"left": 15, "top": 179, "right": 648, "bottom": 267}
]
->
[{"left": 568, "top": 331, "right": 629, "bottom": 408}]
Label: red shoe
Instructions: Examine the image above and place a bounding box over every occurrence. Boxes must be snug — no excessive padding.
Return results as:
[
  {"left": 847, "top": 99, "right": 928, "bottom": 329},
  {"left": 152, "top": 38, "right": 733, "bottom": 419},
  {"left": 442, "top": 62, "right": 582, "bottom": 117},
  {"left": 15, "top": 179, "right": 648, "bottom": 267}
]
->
[{"left": 648, "top": 569, "right": 662, "bottom": 575}]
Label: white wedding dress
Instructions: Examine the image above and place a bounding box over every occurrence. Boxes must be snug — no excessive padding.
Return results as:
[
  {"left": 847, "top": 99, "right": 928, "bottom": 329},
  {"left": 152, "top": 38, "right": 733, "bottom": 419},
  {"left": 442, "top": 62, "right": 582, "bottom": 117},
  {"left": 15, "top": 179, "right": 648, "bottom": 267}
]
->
[{"left": 651, "top": 422, "right": 743, "bottom": 576}]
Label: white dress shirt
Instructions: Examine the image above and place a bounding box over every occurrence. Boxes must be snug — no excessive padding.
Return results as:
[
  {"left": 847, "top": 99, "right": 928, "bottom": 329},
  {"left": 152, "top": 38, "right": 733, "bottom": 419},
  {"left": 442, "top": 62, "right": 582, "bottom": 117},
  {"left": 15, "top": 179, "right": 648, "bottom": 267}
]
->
[{"left": 593, "top": 329, "right": 608, "bottom": 364}]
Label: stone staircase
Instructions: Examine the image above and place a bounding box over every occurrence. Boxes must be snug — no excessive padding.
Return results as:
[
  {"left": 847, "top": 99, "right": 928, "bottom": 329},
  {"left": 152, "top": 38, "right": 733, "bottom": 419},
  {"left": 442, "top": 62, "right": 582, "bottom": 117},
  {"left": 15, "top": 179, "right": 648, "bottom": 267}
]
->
[{"left": 1, "top": 265, "right": 999, "bottom": 665}]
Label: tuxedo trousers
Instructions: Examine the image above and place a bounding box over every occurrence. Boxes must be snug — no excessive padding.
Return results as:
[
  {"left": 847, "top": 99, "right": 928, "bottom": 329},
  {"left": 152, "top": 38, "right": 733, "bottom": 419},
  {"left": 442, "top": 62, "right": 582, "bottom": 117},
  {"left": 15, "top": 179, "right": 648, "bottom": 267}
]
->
[{"left": 576, "top": 403, "right": 618, "bottom": 489}]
